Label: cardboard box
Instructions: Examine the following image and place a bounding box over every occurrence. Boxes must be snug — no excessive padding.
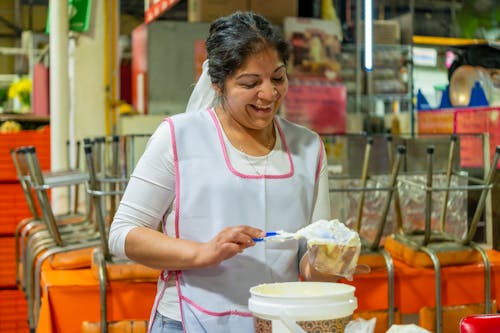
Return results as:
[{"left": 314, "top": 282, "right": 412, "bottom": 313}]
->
[
  {"left": 188, "top": 0, "right": 249, "bottom": 22},
  {"left": 250, "top": 0, "right": 297, "bottom": 25},
  {"left": 361, "top": 20, "right": 401, "bottom": 45}
]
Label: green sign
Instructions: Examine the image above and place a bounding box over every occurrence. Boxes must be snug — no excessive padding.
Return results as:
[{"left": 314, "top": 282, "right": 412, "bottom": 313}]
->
[{"left": 46, "top": 0, "right": 92, "bottom": 33}]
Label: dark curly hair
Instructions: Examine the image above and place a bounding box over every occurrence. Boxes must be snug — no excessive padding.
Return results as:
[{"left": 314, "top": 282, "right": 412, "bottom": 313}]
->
[{"left": 206, "top": 11, "right": 290, "bottom": 93}]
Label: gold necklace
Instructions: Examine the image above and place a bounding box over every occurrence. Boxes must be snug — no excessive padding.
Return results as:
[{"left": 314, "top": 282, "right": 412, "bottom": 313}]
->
[
  {"left": 240, "top": 148, "right": 270, "bottom": 176},
  {"left": 239, "top": 136, "right": 274, "bottom": 176},
  {"left": 216, "top": 107, "right": 275, "bottom": 175}
]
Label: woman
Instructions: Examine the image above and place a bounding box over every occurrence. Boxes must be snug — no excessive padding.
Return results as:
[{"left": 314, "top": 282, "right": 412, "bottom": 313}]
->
[{"left": 109, "top": 11, "right": 335, "bottom": 333}]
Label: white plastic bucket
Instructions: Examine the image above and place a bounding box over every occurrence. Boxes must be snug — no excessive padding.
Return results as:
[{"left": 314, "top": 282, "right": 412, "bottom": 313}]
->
[{"left": 249, "top": 282, "right": 357, "bottom": 333}]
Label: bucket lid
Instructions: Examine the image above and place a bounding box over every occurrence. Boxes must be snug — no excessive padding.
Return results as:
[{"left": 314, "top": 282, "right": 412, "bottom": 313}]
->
[
  {"left": 250, "top": 282, "right": 354, "bottom": 300},
  {"left": 249, "top": 282, "right": 357, "bottom": 318},
  {"left": 249, "top": 296, "right": 357, "bottom": 318}
]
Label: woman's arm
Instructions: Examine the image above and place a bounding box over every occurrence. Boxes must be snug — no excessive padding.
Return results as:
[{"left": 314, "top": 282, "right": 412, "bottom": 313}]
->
[
  {"left": 125, "top": 224, "right": 263, "bottom": 270},
  {"left": 109, "top": 121, "right": 175, "bottom": 260},
  {"left": 109, "top": 122, "right": 263, "bottom": 271}
]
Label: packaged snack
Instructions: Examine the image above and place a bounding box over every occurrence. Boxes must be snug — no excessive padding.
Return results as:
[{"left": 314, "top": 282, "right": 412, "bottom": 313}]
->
[{"left": 297, "top": 219, "right": 361, "bottom": 280}]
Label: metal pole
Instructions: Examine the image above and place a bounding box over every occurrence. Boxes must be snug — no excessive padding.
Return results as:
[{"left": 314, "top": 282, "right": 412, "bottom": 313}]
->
[
  {"left": 355, "top": 0, "right": 362, "bottom": 114},
  {"left": 49, "top": 0, "right": 70, "bottom": 213}
]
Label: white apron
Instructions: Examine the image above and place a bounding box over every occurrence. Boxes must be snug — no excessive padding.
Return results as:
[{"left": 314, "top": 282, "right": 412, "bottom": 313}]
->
[{"left": 149, "top": 108, "right": 323, "bottom": 333}]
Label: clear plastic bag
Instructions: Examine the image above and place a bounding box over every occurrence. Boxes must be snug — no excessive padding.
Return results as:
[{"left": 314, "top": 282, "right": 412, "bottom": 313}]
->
[
  {"left": 297, "top": 219, "right": 361, "bottom": 280},
  {"left": 345, "top": 317, "right": 376, "bottom": 333}
]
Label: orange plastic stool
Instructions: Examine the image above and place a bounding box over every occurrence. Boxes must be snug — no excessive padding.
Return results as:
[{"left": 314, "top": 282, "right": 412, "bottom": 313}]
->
[{"left": 459, "top": 313, "right": 500, "bottom": 333}]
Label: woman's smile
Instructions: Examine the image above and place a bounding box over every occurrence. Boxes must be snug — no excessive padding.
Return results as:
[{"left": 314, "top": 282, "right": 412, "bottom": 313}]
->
[{"left": 249, "top": 104, "right": 274, "bottom": 113}]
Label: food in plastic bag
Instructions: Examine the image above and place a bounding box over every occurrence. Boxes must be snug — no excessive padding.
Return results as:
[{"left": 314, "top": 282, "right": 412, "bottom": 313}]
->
[{"left": 297, "top": 219, "right": 361, "bottom": 280}]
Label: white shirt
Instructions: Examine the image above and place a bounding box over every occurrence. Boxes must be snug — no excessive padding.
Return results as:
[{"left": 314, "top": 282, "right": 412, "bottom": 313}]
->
[{"left": 109, "top": 117, "right": 331, "bottom": 320}]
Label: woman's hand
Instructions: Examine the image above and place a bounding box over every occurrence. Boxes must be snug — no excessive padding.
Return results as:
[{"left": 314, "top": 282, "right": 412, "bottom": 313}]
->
[{"left": 196, "top": 225, "right": 264, "bottom": 268}]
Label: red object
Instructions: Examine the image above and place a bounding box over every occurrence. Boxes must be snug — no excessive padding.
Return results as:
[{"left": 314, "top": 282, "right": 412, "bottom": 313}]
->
[
  {"left": 0, "top": 183, "right": 35, "bottom": 235},
  {"left": 144, "top": 0, "right": 181, "bottom": 23},
  {"left": 460, "top": 313, "right": 500, "bottom": 333},
  {"left": 454, "top": 107, "right": 500, "bottom": 169},
  {"left": 0, "top": 289, "right": 29, "bottom": 332},
  {"left": 284, "top": 79, "right": 346, "bottom": 134},
  {"left": 0, "top": 237, "right": 16, "bottom": 287},
  {"left": 131, "top": 23, "right": 148, "bottom": 114},
  {"left": 0, "top": 126, "right": 50, "bottom": 181},
  {"left": 418, "top": 106, "right": 500, "bottom": 169},
  {"left": 417, "top": 109, "right": 455, "bottom": 134},
  {"left": 120, "top": 58, "right": 132, "bottom": 105},
  {"left": 0, "top": 127, "right": 50, "bottom": 235},
  {"left": 32, "top": 63, "right": 50, "bottom": 116}
]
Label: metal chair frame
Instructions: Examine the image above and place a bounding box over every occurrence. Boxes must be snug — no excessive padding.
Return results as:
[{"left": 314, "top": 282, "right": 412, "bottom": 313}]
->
[
  {"left": 83, "top": 134, "right": 154, "bottom": 333},
  {"left": 326, "top": 134, "right": 406, "bottom": 328},
  {"left": 12, "top": 146, "right": 101, "bottom": 331},
  {"left": 390, "top": 134, "right": 499, "bottom": 333},
  {"left": 10, "top": 143, "right": 88, "bottom": 289}
]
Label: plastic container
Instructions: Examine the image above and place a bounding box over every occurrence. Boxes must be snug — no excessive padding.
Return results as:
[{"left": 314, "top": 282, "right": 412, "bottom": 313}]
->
[{"left": 249, "top": 282, "right": 357, "bottom": 333}]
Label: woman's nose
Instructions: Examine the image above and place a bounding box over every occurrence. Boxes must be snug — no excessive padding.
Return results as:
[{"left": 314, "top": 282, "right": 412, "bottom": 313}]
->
[{"left": 258, "top": 82, "right": 278, "bottom": 100}]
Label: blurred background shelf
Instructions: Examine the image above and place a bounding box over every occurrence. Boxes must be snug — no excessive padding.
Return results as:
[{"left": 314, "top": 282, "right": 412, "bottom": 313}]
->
[{"left": 0, "top": 113, "right": 49, "bottom": 123}]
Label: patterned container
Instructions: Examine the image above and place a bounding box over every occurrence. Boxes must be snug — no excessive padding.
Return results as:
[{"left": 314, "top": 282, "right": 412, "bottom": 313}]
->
[{"left": 249, "top": 282, "right": 356, "bottom": 333}]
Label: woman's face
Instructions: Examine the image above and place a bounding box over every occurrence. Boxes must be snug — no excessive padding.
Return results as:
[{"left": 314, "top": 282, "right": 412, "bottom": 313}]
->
[{"left": 218, "top": 47, "right": 288, "bottom": 131}]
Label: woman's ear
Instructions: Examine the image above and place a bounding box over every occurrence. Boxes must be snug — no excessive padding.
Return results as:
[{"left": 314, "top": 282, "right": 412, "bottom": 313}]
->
[{"left": 212, "top": 83, "right": 222, "bottom": 96}]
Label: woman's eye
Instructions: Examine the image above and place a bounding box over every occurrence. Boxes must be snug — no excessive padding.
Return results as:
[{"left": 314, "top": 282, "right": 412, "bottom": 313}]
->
[
  {"left": 273, "top": 77, "right": 285, "bottom": 83},
  {"left": 241, "top": 82, "right": 257, "bottom": 89}
]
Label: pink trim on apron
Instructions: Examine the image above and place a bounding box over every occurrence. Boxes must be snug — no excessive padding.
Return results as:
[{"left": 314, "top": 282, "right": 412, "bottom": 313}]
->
[
  {"left": 167, "top": 118, "right": 181, "bottom": 239},
  {"left": 180, "top": 295, "right": 253, "bottom": 317},
  {"left": 147, "top": 271, "right": 172, "bottom": 332},
  {"left": 208, "top": 108, "right": 294, "bottom": 179},
  {"left": 315, "top": 137, "right": 325, "bottom": 181},
  {"left": 148, "top": 118, "right": 183, "bottom": 333}
]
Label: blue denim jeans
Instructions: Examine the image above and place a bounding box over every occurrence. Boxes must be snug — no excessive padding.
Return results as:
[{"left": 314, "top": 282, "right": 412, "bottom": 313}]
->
[{"left": 150, "top": 312, "right": 184, "bottom": 333}]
